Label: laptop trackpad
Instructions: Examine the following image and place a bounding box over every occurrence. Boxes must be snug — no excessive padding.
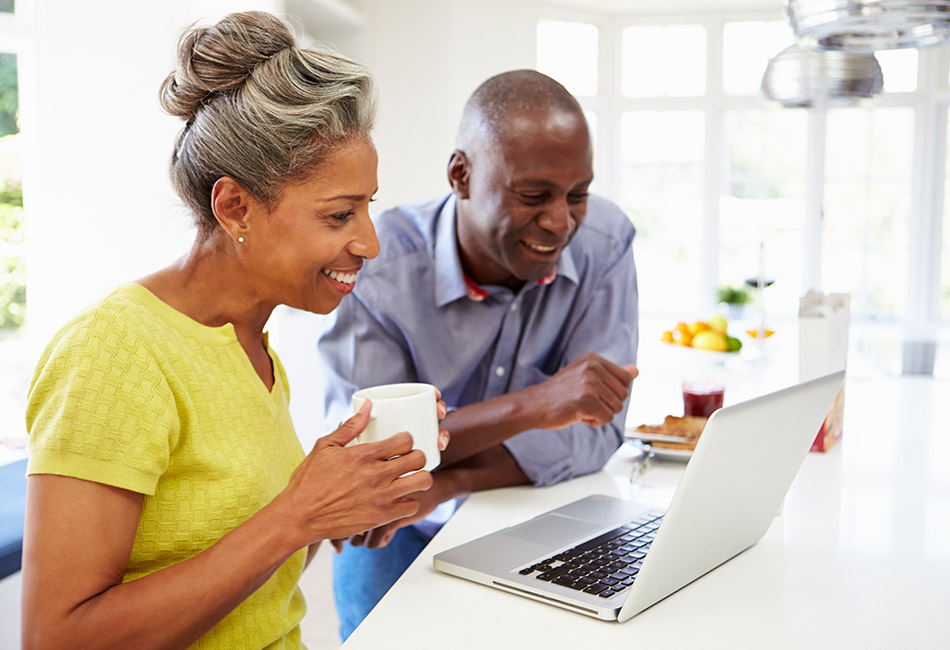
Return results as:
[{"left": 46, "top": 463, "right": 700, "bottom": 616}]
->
[{"left": 502, "top": 514, "right": 603, "bottom": 547}]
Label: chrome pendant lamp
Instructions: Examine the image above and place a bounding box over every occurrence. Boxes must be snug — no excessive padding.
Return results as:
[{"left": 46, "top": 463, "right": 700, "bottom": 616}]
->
[
  {"left": 786, "top": 0, "right": 950, "bottom": 52},
  {"left": 760, "top": 44, "right": 883, "bottom": 107}
]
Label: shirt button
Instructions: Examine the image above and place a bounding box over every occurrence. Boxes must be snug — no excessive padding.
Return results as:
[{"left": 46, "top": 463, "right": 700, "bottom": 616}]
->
[
  {"left": 495, "top": 366, "right": 506, "bottom": 377},
  {"left": 510, "top": 302, "right": 518, "bottom": 311}
]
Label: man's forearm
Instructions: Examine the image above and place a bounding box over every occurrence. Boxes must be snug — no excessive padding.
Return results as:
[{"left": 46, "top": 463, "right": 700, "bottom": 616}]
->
[
  {"left": 439, "top": 390, "right": 540, "bottom": 467},
  {"left": 438, "top": 444, "right": 530, "bottom": 498}
]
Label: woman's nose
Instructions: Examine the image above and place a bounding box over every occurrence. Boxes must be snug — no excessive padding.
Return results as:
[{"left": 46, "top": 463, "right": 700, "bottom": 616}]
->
[{"left": 350, "top": 211, "right": 380, "bottom": 259}]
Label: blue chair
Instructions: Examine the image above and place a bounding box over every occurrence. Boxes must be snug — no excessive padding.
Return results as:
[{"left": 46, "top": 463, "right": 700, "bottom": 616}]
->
[{"left": 0, "top": 458, "right": 27, "bottom": 579}]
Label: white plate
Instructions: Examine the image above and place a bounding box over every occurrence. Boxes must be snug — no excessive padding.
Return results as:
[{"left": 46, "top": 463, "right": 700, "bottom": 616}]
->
[{"left": 628, "top": 438, "right": 693, "bottom": 462}]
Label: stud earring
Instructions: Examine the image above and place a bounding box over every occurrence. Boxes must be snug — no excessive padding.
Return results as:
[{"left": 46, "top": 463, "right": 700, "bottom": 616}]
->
[{"left": 237, "top": 236, "right": 245, "bottom": 244}]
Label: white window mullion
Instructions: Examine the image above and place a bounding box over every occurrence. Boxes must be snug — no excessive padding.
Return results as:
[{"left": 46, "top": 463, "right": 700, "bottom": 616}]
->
[
  {"left": 803, "top": 106, "right": 826, "bottom": 294},
  {"left": 905, "top": 48, "right": 944, "bottom": 334},
  {"left": 600, "top": 16, "right": 623, "bottom": 203},
  {"left": 701, "top": 16, "right": 723, "bottom": 315}
]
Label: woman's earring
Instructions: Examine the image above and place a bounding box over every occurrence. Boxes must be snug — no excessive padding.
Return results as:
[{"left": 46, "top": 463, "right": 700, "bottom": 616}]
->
[{"left": 237, "top": 236, "right": 245, "bottom": 244}]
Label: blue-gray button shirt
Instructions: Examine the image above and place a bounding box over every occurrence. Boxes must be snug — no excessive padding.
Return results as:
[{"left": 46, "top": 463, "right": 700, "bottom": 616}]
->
[{"left": 318, "top": 193, "right": 638, "bottom": 488}]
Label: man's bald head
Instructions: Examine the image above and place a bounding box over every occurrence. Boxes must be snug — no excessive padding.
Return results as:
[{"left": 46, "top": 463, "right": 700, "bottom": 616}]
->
[{"left": 455, "top": 70, "right": 586, "bottom": 151}]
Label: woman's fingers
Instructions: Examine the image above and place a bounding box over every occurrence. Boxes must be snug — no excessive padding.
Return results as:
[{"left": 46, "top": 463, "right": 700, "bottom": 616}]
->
[
  {"left": 364, "top": 431, "right": 414, "bottom": 460},
  {"left": 383, "top": 449, "right": 427, "bottom": 480},
  {"left": 438, "top": 426, "right": 450, "bottom": 451}
]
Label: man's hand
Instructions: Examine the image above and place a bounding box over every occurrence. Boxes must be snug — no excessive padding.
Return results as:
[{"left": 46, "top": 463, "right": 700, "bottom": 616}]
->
[{"left": 526, "top": 353, "right": 638, "bottom": 430}]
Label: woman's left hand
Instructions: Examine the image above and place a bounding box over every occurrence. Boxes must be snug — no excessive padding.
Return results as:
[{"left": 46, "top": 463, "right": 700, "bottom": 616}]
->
[
  {"left": 435, "top": 386, "right": 450, "bottom": 451},
  {"left": 330, "top": 385, "right": 450, "bottom": 553}
]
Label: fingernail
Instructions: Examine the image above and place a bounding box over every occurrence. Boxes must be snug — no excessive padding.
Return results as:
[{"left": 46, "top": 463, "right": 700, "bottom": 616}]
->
[{"left": 359, "top": 399, "right": 372, "bottom": 414}]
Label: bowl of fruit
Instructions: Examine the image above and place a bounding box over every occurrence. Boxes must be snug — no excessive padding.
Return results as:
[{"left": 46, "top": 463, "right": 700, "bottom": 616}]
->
[{"left": 660, "top": 315, "right": 743, "bottom": 353}]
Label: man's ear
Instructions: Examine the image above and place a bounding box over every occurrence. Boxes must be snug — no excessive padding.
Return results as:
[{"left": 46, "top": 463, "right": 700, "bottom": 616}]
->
[
  {"left": 210, "top": 177, "right": 252, "bottom": 243},
  {"left": 447, "top": 150, "right": 471, "bottom": 199}
]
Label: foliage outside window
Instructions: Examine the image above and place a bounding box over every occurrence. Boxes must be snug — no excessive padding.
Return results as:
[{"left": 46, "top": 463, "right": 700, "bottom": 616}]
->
[{"left": 0, "top": 51, "right": 23, "bottom": 336}]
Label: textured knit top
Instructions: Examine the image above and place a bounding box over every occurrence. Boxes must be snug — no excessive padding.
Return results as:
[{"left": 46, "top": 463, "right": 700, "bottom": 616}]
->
[{"left": 26, "top": 283, "right": 307, "bottom": 649}]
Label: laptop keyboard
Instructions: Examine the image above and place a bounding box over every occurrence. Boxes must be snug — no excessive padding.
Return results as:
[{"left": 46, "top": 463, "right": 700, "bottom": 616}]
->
[{"left": 518, "top": 510, "right": 665, "bottom": 600}]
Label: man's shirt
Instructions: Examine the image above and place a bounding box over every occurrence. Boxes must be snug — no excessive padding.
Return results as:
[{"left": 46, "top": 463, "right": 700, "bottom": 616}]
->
[{"left": 318, "top": 193, "right": 638, "bottom": 488}]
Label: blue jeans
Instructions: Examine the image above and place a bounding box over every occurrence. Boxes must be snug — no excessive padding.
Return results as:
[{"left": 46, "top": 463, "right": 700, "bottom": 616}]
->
[{"left": 332, "top": 526, "right": 429, "bottom": 642}]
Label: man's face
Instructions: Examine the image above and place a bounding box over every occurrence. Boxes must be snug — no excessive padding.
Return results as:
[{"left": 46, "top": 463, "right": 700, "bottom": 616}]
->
[{"left": 455, "top": 108, "right": 593, "bottom": 288}]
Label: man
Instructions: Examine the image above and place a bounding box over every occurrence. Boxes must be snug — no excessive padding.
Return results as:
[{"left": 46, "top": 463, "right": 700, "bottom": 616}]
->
[{"left": 318, "top": 69, "right": 639, "bottom": 640}]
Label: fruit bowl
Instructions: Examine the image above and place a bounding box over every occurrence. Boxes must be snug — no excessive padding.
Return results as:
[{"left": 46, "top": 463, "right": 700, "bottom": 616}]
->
[{"left": 660, "top": 317, "right": 742, "bottom": 354}]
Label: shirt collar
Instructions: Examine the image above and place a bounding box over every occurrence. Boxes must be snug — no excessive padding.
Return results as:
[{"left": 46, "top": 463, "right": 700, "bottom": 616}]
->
[{"left": 433, "top": 194, "right": 579, "bottom": 306}]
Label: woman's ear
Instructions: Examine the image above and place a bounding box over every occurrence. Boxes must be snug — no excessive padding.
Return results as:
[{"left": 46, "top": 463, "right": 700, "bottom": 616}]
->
[
  {"left": 447, "top": 150, "right": 471, "bottom": 199},
  {"left": 210, "top": 177, "right": 252, "bottom": 243}
]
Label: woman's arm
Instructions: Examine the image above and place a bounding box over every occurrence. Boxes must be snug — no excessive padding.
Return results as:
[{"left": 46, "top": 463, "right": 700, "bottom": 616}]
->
[{"left": 22, "top": 407, "right": 432, "bottom": 650}]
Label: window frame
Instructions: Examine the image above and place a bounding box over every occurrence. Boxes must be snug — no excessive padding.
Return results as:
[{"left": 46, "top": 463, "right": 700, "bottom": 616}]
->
[{"left": 538, "top": 6, "right": 950, "bottom": 333}]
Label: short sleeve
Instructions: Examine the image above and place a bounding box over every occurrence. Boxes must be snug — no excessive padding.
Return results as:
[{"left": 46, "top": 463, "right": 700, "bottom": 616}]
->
[{"left": 25, "top": 308, "right": 179, "bottom": 495}]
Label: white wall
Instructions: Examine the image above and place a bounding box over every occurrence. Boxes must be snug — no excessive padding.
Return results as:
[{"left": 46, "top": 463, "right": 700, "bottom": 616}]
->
[
  {"left": 26, "top": 0, "right": 285, "bottom": 343},
  {"left": 21, "top": 0, "right": 783, "bottom": 439}
]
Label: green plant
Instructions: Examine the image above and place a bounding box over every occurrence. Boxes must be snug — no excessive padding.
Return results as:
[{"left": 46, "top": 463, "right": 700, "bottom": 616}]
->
[
  {"left": 717, "top": 284, "right": 752, "bottom": 306},
  {"left": 0, "top": 255, "right": 25, "bottom": 331}
]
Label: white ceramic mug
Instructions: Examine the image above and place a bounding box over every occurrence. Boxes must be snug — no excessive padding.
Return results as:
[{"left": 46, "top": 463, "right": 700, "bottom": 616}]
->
[{"left": 351, "top": 382, "right": 441, "bottom": 472}]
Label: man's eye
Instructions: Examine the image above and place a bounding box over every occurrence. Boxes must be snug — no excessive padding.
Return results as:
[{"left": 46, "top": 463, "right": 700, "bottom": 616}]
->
[
  {"left": 568, "top": 193, "right": 589, "bottom": 202},
  {"left": 519, "top": 193, "right": 546, "bottom": 203}
]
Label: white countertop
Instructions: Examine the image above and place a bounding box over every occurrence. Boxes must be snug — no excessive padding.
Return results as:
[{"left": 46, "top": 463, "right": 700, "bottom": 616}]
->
[{"left": 343, "top": 374, "right": 950, "bottom": 649}]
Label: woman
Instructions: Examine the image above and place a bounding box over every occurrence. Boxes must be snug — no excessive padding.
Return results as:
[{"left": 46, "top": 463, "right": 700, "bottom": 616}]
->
[{"left": 21, "top": 11, "right": 446, "bottom": 649}]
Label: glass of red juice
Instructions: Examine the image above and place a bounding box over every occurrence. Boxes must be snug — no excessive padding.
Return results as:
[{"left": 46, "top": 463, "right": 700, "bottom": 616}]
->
[{"left": 682, "top": 378, "right": 725, "bottom": 418}]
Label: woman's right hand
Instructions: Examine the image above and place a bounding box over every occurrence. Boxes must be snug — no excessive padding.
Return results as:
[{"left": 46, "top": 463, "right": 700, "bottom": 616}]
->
[{"left": 274, "top": 400, "right": 433, "bottom": 548}]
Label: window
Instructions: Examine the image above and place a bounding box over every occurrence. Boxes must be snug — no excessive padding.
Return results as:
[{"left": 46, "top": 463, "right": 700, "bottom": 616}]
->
[
  {"left": 824, "top": 107, "right": 913, "bottom": 318},
  {"left": 537, "top": 21, "right": 598, "bottom": 98},
  {"left": 621, "top": 110, "right": 705, "bottom": 312},
  {"left": 622, "top": 25, "right": 705, "bottom": 97},
  {"left": 721, "top": 108, "right": 807, "bottom": 316},
  {"left": 0, "top": 51, "right": 22, "bottom": 336},
  {"left": 537, "top": 11, "right": 950, "bottom": 364}
]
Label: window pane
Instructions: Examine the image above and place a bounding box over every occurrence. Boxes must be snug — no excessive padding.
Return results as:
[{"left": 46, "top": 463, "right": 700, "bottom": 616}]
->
[
  {"left": 721, "top": 109, "right": 808, "bottom": 317},
  {"left": 723, "top": 21, "right": 794, "bottom": 96},
  {"left": 877, "top": 48, "right": 918, "bottom": 93},
  {"left": 622, "top": 25, "right": 705, "bottom": 98},
  {"left": 620, "top": 111, "right": 705, "bottom": 313},
  {"left": 0, "top": 51, "right": 20, "bottom": 338},
  {"left": 537, "top": 21, "right": 599, "bottom": 97},
  {"left": 0, "top": 1, "right": 12, "bottom": 15},
  {"left": 823, "top": 107, "right": 913, "bottom": 319}
]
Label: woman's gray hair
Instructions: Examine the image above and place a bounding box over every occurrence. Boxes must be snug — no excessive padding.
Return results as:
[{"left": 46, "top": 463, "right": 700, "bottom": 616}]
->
[{"left": 159, "top": 11, "right": 377, "bottom": 235}]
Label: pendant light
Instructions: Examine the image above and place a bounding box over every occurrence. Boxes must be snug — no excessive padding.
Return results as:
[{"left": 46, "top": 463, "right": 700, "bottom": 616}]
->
[
  {"left": 761, "top": 43, "right": 883, "bottom": 107},
  {"left": 786, "top": 0, "right": 950, "bottom": 52}
]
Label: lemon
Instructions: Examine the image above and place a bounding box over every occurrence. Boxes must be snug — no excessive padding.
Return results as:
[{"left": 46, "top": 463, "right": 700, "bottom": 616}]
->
[
  {"left": 661, "top": 330, "right": 675, "bottom": 343},
  {"left": 726, "top": 335, "right": 742, "bottom": 352},
  {"left": 691, "top": 330, "right": 728, "bottom": 352},
  {"left": 745, "top": 328, "right": 775, "bottom": 339},
  {"left": 706, "top": 315, "right": 728, "bottom": 333}
]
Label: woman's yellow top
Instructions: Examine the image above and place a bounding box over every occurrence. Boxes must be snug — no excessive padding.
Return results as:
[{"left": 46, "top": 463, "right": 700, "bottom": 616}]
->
[{"left": 26, "top": 283, "right": 308, "bottom": 649}]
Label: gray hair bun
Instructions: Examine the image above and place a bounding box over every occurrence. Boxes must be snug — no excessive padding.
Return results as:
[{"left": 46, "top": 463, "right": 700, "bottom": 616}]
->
[{"left": 159, "top": 11, "right": 295, "bottom": 121}]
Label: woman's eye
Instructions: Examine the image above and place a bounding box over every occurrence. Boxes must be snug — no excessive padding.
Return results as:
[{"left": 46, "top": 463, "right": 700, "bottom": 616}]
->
[{"left": 330, "top": 210, "right": 355, "bottom": 222}]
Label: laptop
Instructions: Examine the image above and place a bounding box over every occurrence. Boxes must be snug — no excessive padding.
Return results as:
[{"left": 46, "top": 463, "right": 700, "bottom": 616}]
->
[{"left": 433, "top": 370, "right": 844, "bottom": 622}]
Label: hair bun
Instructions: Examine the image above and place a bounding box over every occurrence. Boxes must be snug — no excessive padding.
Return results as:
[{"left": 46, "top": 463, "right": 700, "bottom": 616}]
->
[{"left": 159, "top": 11, "right": 295, "bottom": 120}]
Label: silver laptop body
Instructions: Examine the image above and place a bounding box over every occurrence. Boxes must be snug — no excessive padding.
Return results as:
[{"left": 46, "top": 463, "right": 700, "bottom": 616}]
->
[{"left": 433, "top": 371, "right": 844, "bottom": 622}]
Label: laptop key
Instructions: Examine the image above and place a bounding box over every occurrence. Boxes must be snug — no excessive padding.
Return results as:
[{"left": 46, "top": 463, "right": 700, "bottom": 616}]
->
[
  {"left": 576, "top": 526, "right": 631, "bottom": 552},
  {"left": 519, "top": 568, "right": 534, "bottom": 575},
  {"left": 567, "top": 581, "right": 588, "bottom": 591},
  {"left": 598, "top": 589, "right": 616, "bottom": 598},
  {"left": 600, "top": 577, "right": 620, "bottom": 586},
  {"left": 536, "top": 566, "right": 571, "bottom": 581},
  {"left": 582, "top": 583, "right": 607, "bottom": 594}
]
